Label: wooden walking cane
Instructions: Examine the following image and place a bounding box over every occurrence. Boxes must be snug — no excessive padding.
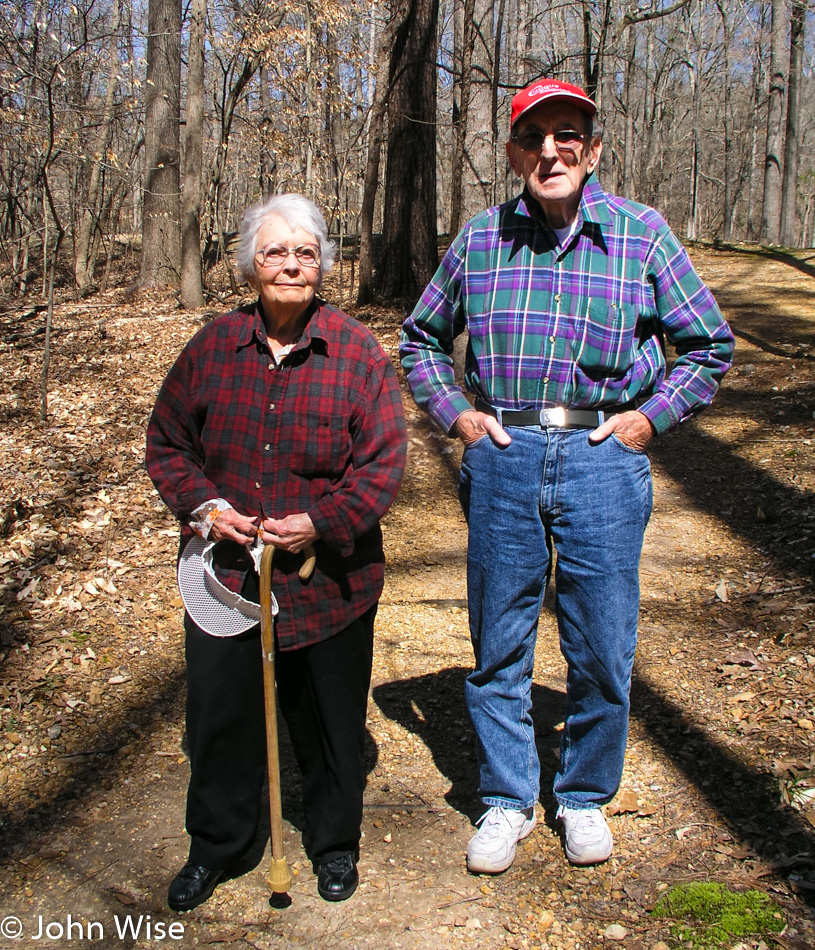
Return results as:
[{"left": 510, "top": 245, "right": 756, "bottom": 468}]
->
[{"left": 259, "top": 542, "right": 316, "bottom": 901}]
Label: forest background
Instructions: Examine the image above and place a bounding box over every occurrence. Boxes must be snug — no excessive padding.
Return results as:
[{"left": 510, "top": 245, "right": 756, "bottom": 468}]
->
[
  {"left": 1, "top": 3, "right": 815, "bottom": 946},
  {"left": 1, "top": 0, "right": 814, "bottom": 316}
]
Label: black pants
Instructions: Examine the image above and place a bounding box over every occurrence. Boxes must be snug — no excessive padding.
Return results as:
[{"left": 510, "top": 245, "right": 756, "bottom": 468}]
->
[{"left": 184, "top": 607, "right": 375, "bottom": 869}]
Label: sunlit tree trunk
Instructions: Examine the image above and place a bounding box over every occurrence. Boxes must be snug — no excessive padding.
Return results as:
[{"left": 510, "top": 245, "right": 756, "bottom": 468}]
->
[
  {"left": 75, "top": 0, "right": 122, "bottom": 293},
  {"left": 716, "top": 1, "right": 733, "bottom": 242},
  {"left": 780, "top": 0, "right": 805, "bottom": 247},
  {"left": 761, "top": 0, "right": 787, "bottom": 245},
  {"left": 462, "top": 0, "right": 495, "bottom": 219},
  {"left": 259, "top": 66, "right": 277, "bottom": 197},
  {"left": 449, "top": 0, "right": 475, "bottom": 236},
  {"left": 140, "top": 0, "right": 182, "bottom": 287},
  {"left": 180, "top": 0, "right": 205, "bottom": 308}
]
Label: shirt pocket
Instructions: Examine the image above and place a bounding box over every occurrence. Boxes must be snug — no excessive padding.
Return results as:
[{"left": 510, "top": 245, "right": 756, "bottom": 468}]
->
[
  {"left": 289, "top": 416, "right": 349, "bottom": 478},
  {"left": 574, "top": 299, "right": 638, "bottom": 378}
]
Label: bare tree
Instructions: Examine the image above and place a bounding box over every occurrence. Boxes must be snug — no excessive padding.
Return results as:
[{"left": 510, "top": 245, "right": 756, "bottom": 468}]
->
[
  {"left": 780, "top": 0, "right": 806, "bottom": 246},
  {"left": 374, "top": 0, "right": 440, "bottom": 302},
  {"left": 761, "top": 0, "right": 787, "bottom": 245},
  {"left": 449, "top": 0, "right": 476, "bottom": 236},
  {"left": 180, "top": 0, "right": 206, "bottom": 307},
  {"left": 74, "top": 0, "right": 122, "bottom": 293},
  {"left": 140, "top": 0, "right": 182, "bottom": 287}
]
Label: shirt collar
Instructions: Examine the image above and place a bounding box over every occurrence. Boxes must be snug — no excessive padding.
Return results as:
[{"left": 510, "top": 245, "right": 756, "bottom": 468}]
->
[
  {"left": 236, "top": 298, "right": 329, "bottom": 354},
  {"left": 515, "top": 174, "right": 612, "bottom": 234}
]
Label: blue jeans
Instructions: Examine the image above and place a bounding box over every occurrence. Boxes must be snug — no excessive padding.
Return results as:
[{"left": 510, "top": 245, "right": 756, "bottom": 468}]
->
[{"left": 458, "top": 426, "right": 652, "bottom": 811}]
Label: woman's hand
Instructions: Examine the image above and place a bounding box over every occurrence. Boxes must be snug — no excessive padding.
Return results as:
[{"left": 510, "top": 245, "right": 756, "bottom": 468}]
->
[
  {"left": 260, "top": 513, "right": 319, "bottom": 554},
  {"left": 208, "top": 508, "right": 259, "bottom": 545}
]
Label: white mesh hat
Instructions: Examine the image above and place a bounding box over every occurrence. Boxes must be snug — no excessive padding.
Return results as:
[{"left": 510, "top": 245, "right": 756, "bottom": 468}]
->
[{"left": 177, "top": 536, "right": 277, "bottom": 637}]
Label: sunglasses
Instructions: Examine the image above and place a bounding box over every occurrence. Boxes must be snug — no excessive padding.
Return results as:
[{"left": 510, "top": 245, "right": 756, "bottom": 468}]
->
[{"left": 510, "top": 129, "right": 586, "bottom": 154}]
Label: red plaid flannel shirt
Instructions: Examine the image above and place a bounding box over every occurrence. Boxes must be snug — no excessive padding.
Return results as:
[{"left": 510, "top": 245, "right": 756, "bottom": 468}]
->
[{"left": 146, "top": 300, "right": 407, "bottom": 650}]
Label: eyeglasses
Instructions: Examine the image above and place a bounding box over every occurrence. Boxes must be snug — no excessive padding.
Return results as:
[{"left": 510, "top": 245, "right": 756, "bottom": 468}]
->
[
  {"left": 255, "top": 243, "right": 321, "bottom": 268},
  {"left": 511, "top": 129, "right": 586, "bottom": 154}
]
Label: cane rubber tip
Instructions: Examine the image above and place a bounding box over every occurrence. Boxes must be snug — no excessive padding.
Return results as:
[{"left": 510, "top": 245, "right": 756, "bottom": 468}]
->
[{"left": 269, "top": 892, "right": 292, "bottom": 909}]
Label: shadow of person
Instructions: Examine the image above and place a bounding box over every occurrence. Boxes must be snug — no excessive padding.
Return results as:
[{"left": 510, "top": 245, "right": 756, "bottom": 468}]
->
[{"left": 372, "top": 667, "right": 566, "bottom": 824}]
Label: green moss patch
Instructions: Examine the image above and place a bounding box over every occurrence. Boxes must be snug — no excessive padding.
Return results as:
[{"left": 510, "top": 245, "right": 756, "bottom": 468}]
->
[{"left": 652, "top": 881, "right": 785, "bottom": 948}]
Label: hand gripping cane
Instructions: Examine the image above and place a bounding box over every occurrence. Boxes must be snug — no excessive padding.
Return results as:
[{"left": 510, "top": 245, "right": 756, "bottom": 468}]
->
[{"left": 259, "top": 542, "right": 316, "bottom": 902}]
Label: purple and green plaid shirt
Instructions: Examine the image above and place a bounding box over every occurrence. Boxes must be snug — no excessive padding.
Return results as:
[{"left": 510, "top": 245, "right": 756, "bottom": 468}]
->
[{"left": 400, "top": 178, "right": 734, "bottom": 435}]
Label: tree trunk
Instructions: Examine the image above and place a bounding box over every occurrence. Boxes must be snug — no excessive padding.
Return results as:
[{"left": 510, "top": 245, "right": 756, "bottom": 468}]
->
[
  {"left": 305, "top": 0, "right": 314, "bottom": 197},
  {"left": 74, "top": 0, "right": 122, "bottom": 293},
  {"left": 203, "top": 51, "right": 264, "bottom": 246},
  {"left": 621, "top": 24, "right": 636, "bottom": 198},
  {"left": 180, "top": 0, "right": 205, "bottom": 308},
  {"left": 449, "top": 0, "right": 476, "bottom": 236},
  {"left": 761, "top": 0, "right": 787, "bottom": 245},
  {"left": 259, "top": 65, "right": 277, "bottom": 197},
  {"left": 357, "top": 1, "right": 413, "bottom": 306},
  {"left": 780, "top": 0, "right": 805, "bottom": 247},
  {"left": 491, "top": 0, "right": 506, "bottom": 207},
  {"left": 746, "top": 39, "right": 763, "bottom": 241},
  {"left": 375, "top": 0, "right": 439, "bottom": 302},
  {"left": 140, "top": 0, "right": 182, "bottom": 287},
  {"left": 686, "top": 60, "right": 700, "bottom": 241},
  {"left": 462, "top": 0, "right": 495, "bottom": 221},
  {"left": 717, "top": 1, "right": 733, "bottom": 242}
]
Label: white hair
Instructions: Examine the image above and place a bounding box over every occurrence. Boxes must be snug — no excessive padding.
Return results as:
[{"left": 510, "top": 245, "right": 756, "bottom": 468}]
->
[{"left": 235, "top": 193, "right": 336, "bottom": 283}]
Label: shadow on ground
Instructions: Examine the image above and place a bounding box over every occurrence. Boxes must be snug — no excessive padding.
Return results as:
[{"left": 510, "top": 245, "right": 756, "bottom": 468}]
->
[
  {"left": 0, "top": 669, "right": 186, "bottom": 865},
  {"left": 373, "top": 667, "right": 566, "bottom": 822},
  {"left": 631, "top": 669, "right": 815, "bottom": 908}
]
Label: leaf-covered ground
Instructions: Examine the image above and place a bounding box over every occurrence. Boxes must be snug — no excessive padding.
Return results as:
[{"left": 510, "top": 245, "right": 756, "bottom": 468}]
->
[{"left": 0, "top": 247, "right": 813, "bottom": 950}]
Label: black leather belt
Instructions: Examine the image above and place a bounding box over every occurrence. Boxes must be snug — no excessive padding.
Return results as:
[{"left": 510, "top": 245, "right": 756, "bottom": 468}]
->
[{"left": 475, "top": 399, "right": 624, "bottom": 429}]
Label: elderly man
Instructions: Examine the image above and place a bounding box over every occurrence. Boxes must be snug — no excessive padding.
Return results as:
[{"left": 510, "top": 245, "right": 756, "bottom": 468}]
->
[{"left": 400, "top": 79, "right": 733, "bottom": 872}]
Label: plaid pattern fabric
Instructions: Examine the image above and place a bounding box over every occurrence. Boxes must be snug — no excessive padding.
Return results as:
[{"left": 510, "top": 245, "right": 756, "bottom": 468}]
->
[
  {"left": 146, "top": 301, "right": 407, "bottom": 650},
  {"left": 400, "top": 178, "right": 734, "bottom": 435}
]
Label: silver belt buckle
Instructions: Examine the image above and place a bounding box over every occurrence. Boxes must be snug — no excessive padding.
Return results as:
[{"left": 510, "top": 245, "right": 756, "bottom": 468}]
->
[{"left": 539, "top": 407, "right": 566, "bottom": 428}]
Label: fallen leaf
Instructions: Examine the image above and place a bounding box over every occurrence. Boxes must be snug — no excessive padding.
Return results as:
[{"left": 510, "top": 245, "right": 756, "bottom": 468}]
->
[
  {"left": 722, "top": 648, "right": 760, "bottom": 667},
  {"left": 608, "top": 789, "right": 639, "bottom": 814},
  {"left": 107, "top": 888, "right": 136, "bottom": 905},
  {"left": 730, "top": 690, "right": 756, "bottom": 703}
]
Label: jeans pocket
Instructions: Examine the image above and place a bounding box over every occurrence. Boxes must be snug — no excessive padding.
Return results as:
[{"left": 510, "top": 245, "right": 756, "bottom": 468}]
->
[
  {"left": 609, "top": 432, "right": 648, "bottom": 456},
  {"left": 463, "top": 432, "right": 491, "bottom": 450}
]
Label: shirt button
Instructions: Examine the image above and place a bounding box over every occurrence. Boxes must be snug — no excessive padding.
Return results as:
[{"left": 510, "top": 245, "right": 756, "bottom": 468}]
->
[
  {"left": 543, "top": 376, "right": 550, "bottom": 384},
  {"left": 269, "top": 403, "right": 275, "bottom": 410},
  {"left": 268, "top": 363, "right": 274, "bottom": 371},
  {"left": 264, "top": 444, "right": 270, "bottom": 451},
  {"left": 255, "top": 482, "right": 260, "bottom": 489},
  {"left": 554, "top": 293, "right": 561, "bottom": 302},
  {"left": 549, "top": 335, "right": 556, "bottom": 343}
]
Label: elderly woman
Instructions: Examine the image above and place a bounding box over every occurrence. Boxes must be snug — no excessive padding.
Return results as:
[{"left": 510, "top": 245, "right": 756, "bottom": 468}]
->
[{"left": 146, "top": 193, "right": 406, "bottom": 910}]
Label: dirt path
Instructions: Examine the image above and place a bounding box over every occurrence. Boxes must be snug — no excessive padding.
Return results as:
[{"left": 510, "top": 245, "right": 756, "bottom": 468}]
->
[{"left": 0, "top": 247, "right": 813, "bottom": 950}]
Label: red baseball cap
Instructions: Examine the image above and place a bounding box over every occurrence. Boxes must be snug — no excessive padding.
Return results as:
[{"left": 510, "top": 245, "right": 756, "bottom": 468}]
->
[{"left": 510, "top": 79, "right": 596, "bottom": 128}]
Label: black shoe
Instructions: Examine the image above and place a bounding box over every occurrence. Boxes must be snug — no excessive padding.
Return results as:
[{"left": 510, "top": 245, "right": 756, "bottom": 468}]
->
[
  {"left": 167, "top": 862, "right": 224, "bottom": 911},
  {"left": 316, "top": 853, "right": 358, "bottom": 902}
]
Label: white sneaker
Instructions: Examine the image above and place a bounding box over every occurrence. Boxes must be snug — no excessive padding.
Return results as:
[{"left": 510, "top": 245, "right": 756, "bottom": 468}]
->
[
  {"left": 466, "top": 806, "right": 536, "bottom": 874},
  {"left": 557, "top": 805, "right": 613, "bottom": 865}
]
